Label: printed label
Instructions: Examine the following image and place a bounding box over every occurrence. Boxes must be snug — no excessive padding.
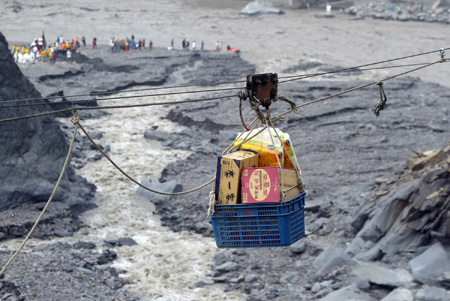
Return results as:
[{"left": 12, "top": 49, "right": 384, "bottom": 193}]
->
[{"left": 249, "top": 169, "right": 270, "bottom": 201}]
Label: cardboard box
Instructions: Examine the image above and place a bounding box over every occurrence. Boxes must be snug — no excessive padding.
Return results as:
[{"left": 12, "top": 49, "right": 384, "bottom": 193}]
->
[
  {"left": 215, "top": 150, "right": 259, "bottom": 204},
  {"left": 242, "top": 167, "right": 301, "bottom": 203}
]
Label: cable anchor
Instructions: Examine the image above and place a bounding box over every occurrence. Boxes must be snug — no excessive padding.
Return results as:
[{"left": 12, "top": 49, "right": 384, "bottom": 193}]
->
[{"left": 373, "top": 81, "right": 388, "bottom": 117}]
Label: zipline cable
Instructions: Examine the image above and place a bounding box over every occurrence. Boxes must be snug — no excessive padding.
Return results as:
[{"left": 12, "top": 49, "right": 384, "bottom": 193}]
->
[
  {"left": 277, "top": 59, "right": 444, "bottom": 119},
  {"left": 0, "top": 84, "right": 245, "bottom": 106},
  {"left": 280, "top": 47, "right": 450, "bottom": 83},
  {"left": 0, "top": 49, "right": 447, "bottom": 123},
  {"left": 0, "top": 93, "right": 237, "bottom": 123},
  {"left": 1, "top": 47, "right": 447, "bottom": 106},
  {"left": 0, "top": 87, "right": 244, "bottom": 109},
  {"left": 4, "top": 59, "right": 446, "bottom": 110},
  {"left": 0, "top": 80, "right": 246, "bottom": 105},
  {"left": 2, "top": 59, "right": 448, "bottom": 112}
]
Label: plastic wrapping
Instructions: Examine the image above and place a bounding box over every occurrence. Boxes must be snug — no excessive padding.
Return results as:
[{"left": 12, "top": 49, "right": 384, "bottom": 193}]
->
[{"left": 234, "top": 128, "right": 301, "bottom": 173}]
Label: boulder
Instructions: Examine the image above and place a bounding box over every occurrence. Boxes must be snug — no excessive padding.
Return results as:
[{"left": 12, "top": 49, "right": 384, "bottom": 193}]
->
[
  {"left": 415, "top": 285, "right": 450, "bottom": 301},
  {"left": 216, "top": 261, "right": 239, "bottom": 272},
  {"left": 409, "top": 242, "right": 450, "bottom": 286},
  {"left": 353, "top": 263, "right": 413, "bottom": 288},
  {"left": 380, "top": 288, "right": 413, "bottom": 301},
  {"left": 240, "top": 0, "right": 284, "bottom": 16},
  {"left": 135, "top": 178, "right": 182, "bottom": 202},
  {"left": 289, "top": 239, "right": 306, "bottom": 254},
  {"left": 407, "top": 149, "right": 446, "bottom": 171},
  {"left": 313, "top": 248, "right": 355, "bottom": 279},
  {"left": 320, "top": 284, "right": 374, "bottom": 301}
]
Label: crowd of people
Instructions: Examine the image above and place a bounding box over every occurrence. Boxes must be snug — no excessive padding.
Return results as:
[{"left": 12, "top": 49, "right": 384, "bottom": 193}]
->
[
  {"left": 11, "top": 35, "right": 99, "bottom": 64},
  {"left": 12, "top": 34, "right": 236, "bottom": 65}
]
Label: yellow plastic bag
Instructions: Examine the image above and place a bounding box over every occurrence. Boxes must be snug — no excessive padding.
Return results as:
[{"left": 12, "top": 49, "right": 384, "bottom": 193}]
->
[{"left": 234, "top": 128, "right": 301, "bottom": 173}]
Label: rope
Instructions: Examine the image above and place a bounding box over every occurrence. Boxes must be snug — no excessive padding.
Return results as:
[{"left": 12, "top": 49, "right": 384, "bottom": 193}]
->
[
  {"left": 0, "top": 110, "right": 79, "bottom": 277},
  {"left": 263, "top": 118, "right": 285, "bottom": 201},
  {"left": 0, "top": 93, "right": 237, "bottom": 124},
  {"left": 267, "top": 122, "right": 305, "bottom": 193},
  {"left": 238, "top": 91, "right": 250, "bottom": 131},
  {"left": 207, "top": 119, "right": 262, "bottom": 216},
  {"left": 78, "top": 121, "right": 213, "bottom": 196}
]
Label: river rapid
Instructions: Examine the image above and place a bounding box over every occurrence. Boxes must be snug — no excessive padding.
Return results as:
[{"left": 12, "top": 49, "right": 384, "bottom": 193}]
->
[{"left": 63, "top": 88, "right": 244, "bottom": 300}]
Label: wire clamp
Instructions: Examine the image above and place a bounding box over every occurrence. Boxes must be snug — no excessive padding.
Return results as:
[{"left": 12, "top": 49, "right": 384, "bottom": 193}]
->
[
  {"left": 373, "top": 81, "right": 388, "bottom": 117},
  {"left": 440, "top": 48, "right": 446, "bottom": 62}
]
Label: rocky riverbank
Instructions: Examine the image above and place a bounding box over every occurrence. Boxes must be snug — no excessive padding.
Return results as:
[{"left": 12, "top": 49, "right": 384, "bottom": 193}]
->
[
  {"left": 348, "top": 0, "right": 450, "bottom": 23},
  {"left": 1, "top": 2, "right": 450, "bottom": 299},
  {"left": 151, "top": 68, "right": 450, "bottom": 299}
]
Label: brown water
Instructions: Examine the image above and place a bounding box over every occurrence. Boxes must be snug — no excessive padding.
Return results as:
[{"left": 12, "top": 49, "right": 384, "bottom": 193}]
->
[{"left": 2, "top": 0, "right": 449, "bottom": 87}]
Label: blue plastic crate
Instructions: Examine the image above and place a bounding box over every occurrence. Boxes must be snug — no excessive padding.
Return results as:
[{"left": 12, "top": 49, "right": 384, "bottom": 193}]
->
[{"left": 210, "top": 192, "right": 306, "bottom": 248}]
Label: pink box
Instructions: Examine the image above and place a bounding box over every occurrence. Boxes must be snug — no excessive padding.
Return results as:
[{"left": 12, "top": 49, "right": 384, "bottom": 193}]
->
[{"left": 241, "top": 167, "right": 299, "bottom": 204}]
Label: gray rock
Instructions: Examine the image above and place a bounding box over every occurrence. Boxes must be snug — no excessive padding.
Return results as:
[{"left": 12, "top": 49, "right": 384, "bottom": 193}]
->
[
  {"left": 309, "top": 217, "right": 329, "bottom": 233},
  {"left": 118, "top": 237, "right": 138, "bottom": 246},
  {"left": 244, "top": 274, "right": 259, "bottom": 283},
  {"left": 351, "top": 211, "right": 370, "bottom": 232},
  {"left": 307, "top": 240, "right": 325, "bottom": 256},
  {"left": 177, "top": 141, "right": 191, "bottom": 150},
  {"left": 320, "top": 284, "right": 374, "bottom": 301},
  {"left": 437, "top": 271, "right": 450, "bottom": 288},
  {"left": 304, "top": 200, "right": 322, "bottom": 213},
  {"left": 216, "top": 261, "right": 239, "bottom": 272},
  {"left": 73, "top": 266, "right": 95, "bottom": 275},
  {"left": 54, "top": 231, "right": 73, "bottom": 237},
  {"left": 240, "top": 0, "right": 284, "bottom": 16},
  {"left": 135, "top": 178, "right": 182, "bottom": 202},
  {"left": 355, "top": 246, "right": 383, "bottom": 262},
  {"left": 229, "top": 276, "right": 243, "bottom": 284},
  {"left": 311, "top": 282, "right": 321, "bottom": 293},
  {"left": 313, "top": 248, "right": 355, "bottom": 279},
  {"left": 353, "top": 263, "right": 413, "bottom": 288},
  {"left": 105, "top": 277, "right": 116, "bottom": 289},
  {"left": 415, "top": 285, "right": 450, "bottom": 301},
  {"left": 381, "top": 288, "right": 413, "bottom": 301},
  {"left": 356, "top": 279, "right": 371, "bottom": 291},
  {"left": 194, "top": 280, "right": 213, "bottom": 288},
  {"left": 289, "top": 239, "right": 306, "bottom": 254},
  {"left": 212, "top": 275, "right": 228, "bottom": 283},
  {"left": 35, "top": 201, "right": 70, "bottom": 212},
  {"left": 320, "top": 280, "right": 333, "bottom": 289},
  {"left": 409, "top": 242, "right": 450, "bottom": 286}
]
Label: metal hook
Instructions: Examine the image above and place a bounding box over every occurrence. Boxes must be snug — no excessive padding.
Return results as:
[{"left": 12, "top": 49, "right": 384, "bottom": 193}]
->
[{"left": 373, "top": 81, "right": 388, "bottom": 117}]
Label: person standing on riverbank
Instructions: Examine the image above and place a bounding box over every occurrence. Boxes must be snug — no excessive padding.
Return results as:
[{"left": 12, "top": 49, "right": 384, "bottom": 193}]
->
[
  {"left": 92, "top": 37, "right": 97, "bottom": 49},
  {"left": 66, "top": 48, "right": 71, "bottom": 63}
]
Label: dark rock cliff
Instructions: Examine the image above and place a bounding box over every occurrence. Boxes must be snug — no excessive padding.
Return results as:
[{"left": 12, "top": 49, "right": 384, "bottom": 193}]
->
[{"left": 0, "top": 32, "right": 95, "bottom": 214}]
